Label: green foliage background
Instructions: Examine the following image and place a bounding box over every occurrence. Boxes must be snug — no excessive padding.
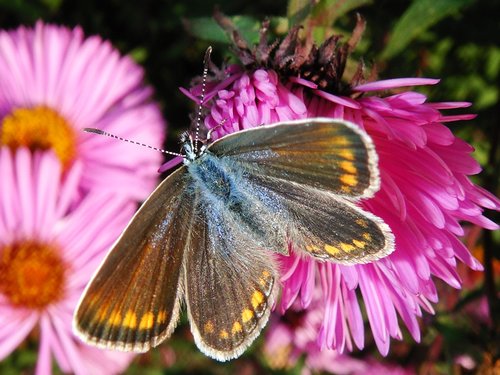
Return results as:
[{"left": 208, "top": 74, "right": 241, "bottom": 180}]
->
[{"left": 0, "top": 0, "right": 498, "bottom": 373}]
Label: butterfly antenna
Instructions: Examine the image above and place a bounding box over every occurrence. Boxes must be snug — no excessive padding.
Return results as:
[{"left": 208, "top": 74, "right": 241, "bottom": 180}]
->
[
  {"left": 206, "top": 118, "right": 227, "bottom": 142},
  {"left": 83, "top": 128, "right": 183, "bottom": 157},
  {"left": 194, "top": 46, "right": 212, "bottom": 153}
]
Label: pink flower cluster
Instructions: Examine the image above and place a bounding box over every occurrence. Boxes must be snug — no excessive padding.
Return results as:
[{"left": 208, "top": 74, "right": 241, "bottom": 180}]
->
[{"left": 187, "top": 66, "right": 500, "bottom": 358}]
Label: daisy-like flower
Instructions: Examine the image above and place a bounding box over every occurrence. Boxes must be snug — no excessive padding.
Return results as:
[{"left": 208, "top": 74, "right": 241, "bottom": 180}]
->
[
  {"left": 186, "top": 18, "right": 500, "bottom": 356},
  {"left": 0, "top": 147, "right": 137, "bottom": 374},
  {"left": 0, "top": 21, "right": 165, "bottom": 199}
]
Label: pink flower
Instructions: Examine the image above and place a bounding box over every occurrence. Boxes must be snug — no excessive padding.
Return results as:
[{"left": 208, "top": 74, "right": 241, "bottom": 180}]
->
[
  {"left": 188, "top": 67, "right": 500, "bottom": 356},
  {"left": 0, "top": 148, "right": 136, "bottom": 374},
  {"left": 264, "top": 307, "right": 415, "bottom": 374},
  {"left": 0, "top": 22, "right": 165, "bottom": 200}
]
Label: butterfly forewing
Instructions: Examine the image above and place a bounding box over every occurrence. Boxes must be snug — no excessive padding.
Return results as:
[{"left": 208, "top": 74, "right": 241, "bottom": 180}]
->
[
  {"left": 74, "top": 167, "right": 193, "bottom": 352},
  {"left": 184, "top": 194, "right": 279, "bottom": 361},
  {"left": 209, "top": 118, "right": 379, "bottom": 199}
]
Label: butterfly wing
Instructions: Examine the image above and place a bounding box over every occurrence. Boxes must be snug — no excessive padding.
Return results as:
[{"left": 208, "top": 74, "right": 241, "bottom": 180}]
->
[
  {"left": 209, "top": 118, "right": 379, "bottom": 199},
  {"left": 208, "top": 118, "right": 394, "bottom": 264},
  {"left": 247, "top": 173, "right": 393, "bottom": 264},
  {"left": 184, "top": 192, "right": 279, "bottom": 361},
  {"left": 74, "top": 167, "right": 194, "bottom": 352}
]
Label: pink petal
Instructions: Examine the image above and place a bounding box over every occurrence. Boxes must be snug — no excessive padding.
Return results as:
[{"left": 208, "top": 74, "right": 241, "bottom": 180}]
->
[
  {"left": 0, "top": 311, "right": 38, "bottom": 360},
  {"left": 313, "top": 89, "right": 362, "bottom": 109},
  {"left": 353, "top": 78, "right": 440, "bottom": 92}
]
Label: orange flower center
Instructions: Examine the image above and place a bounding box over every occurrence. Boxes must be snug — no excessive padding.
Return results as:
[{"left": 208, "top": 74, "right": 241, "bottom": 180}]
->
[
  {"left": 0, "top": 240, "right": 66, "bottom": 309},
  {"left": 1, "top": 106, "right": 76, "bottom": 169}
]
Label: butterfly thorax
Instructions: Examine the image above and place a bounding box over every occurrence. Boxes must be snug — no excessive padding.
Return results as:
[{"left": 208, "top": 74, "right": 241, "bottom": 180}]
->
[{"left": 187, "top": 152, "right": 237, "bottom": 205}]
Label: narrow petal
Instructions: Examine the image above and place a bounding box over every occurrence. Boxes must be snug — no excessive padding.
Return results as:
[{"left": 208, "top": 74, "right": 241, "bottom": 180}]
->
[{"left": 353, "top": 78, "right": 440, "bottom": 92}]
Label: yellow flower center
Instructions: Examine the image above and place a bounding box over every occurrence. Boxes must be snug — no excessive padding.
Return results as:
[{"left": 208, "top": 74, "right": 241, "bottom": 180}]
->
[
  {"left": 1, "top": 106, "right": 76, "bottom": 169},
  {"left": 0, "top": 240, "right": 66, "bottom": 310}
]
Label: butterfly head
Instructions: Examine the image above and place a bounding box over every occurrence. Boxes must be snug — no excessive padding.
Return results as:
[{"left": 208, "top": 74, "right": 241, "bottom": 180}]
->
[{"left": 180, "top": 131, "right": 208, "bottom": 164}]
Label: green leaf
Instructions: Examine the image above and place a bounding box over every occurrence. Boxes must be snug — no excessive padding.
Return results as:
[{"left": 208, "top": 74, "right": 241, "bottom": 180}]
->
[
  {"left": 129, "top": 47, "right": 148, "bottom": 64},
  {"left": 40, "top": 0, "right": 62, "bottom": 11},
  {"left": 184, "top": 16, "right": 262, "bottom": 45},
  {"left": 311, "top": 0, "right": 373, "bottom": 23},
  {"left": 287, "top": 0, "right": 313, "bottom": 25},
  {"left": 288, "top": 0, "right": 372, "bottom": 28},
  {"left": 380, "top": 0, "right": 474, "bottom": 60}
]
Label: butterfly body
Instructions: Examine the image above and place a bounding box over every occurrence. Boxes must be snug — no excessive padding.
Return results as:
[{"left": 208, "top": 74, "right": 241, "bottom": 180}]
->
[
  {"left": 188, "top": 152, "right": 241, "bottom": 205},
  {"left": 74, "top": 118, "right": 394, "bottom": 361},
  {"left": 187, "top": 150, "right": 287, "bottom": 255}
]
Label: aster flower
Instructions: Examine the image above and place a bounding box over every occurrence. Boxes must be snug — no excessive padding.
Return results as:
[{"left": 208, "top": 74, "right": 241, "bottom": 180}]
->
[
  {"left": 0, "top": 21, "right": 165, "bottom": 199},
  {"left": 0, "top": 147, "right": 136, "bottom": 374},
  {"left": 185, "top": 18, "right": 500, "bottom": 357}
]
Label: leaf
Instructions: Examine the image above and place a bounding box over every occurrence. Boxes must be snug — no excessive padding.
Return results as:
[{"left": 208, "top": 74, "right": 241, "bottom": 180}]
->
[
  {"left": 288, "top": 0, "right": 372, "bottom": 28},
  {"left": 184, "top": 16, "right": 262, "bottom": 45},
  {"left": 287, "top": 0, "right": 313, "bottom": 25},
  {"left": 40, "top": 0, "right": 62, "bottom": 11},
  {"left": 380, "top": 0, "right": 474, "bottom": 60},
  {"left": 311, "top": 0, "right": 373, "bottom": 24}
]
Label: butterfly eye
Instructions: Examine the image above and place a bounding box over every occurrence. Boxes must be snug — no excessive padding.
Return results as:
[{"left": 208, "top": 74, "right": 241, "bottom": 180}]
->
[{"left": 181, "top": 142, "right": 195, "bottom": 160}]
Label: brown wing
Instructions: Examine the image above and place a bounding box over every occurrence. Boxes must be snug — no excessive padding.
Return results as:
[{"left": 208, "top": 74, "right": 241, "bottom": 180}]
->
[
  {"left": 208, "top": 118, "right": 380, "bottom": 199},
  {"left": 73, "top": 167, "right": 194, "bottom": 352},
  {"left": 184, "top": 195, "right": 279, "bottom": 361}
]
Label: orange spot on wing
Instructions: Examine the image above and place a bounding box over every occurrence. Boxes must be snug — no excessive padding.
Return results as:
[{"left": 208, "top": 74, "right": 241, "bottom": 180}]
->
[
  {"left": 341, "top": 185, "right": 352, "bottom": 193},
  {"left": 157, "top": 310, "right": 168, "bottom": 324},
  {"left": 109, "top": 309, "right": 122, "bottom": 326},
  {"left": 251, "top": 290, "right": 265, "bottom": 309},
  {"left": 339, "top": 149, "right": 355, "bottom": 161},
  {"left": 232, "top": 321, "right": 243, "bottom": 334},
  {"left": 353, "top": 240, "right": 366, "bottom": 249},
  {"left": 332, "top": 136, "right": 350, "bottom": 146},
  {"left": 96, "top": 305, "right": 109, "bottom": 323},
  {"left": 242, "top": 309, "right": 254, "bottom": 323},
  {"left": 324, "top": 244, "right": 341, "bottom": 255},
  {"left": 204, "top": 321, "right": 214, "bottom": 334},
  {"left": 139, "top": 312, "right": 155, "bottom": 330},
  {"left": 123, "top": 310, "right": 137, "bottom": 329},
  {"left": 356, "top": 219, "right": 368, "bottom": 228},
  {"left": 340, "top": 160, "right": 357, "bottom": 174},
  {"left": 340, "top": 243, "right": 356, "bottom": 252},
  {"left": 306, "top": 244, "right": 321, "bottom": 253},
  {"left": 340, "top": 174, "right": 358, "bottom": 187}
]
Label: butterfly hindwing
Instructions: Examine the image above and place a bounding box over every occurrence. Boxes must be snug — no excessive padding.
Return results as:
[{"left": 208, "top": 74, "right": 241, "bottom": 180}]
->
[
  {"left": 184, "top": 192, "right": 279, "bottom": 361},
  {"left": 208, "top": 118, "right": 379, "bottom": 199},
  {"left": 246, "top": 174, "right": 394, "bottom": 264},
  {"left": 74, "top": 167, "right": 194, "bottom": 352}
]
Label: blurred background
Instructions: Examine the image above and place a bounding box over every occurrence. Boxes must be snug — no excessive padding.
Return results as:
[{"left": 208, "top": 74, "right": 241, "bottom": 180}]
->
[{"left": 0, "top": 0, "right": 498, "bottom": 373}]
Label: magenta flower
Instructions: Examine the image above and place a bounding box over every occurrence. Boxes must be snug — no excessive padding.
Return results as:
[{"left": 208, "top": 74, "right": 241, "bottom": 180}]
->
[
  {"left": 187, "top": 64, "right": 500, "bottom": 356},
  {"left": 0, "top": 148, "right": 136, "bottom": 374},
  {"left": 264, "top": 310, "right": 415, "bottom": 374},
  {"left": 0, "top": 22, "right": 165, "bottom": 199}
]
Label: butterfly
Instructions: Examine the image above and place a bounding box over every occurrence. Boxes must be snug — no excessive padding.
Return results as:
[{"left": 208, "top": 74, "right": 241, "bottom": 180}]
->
[{"left": 73, "top": 116, "right": 394, "bottom": 361}]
